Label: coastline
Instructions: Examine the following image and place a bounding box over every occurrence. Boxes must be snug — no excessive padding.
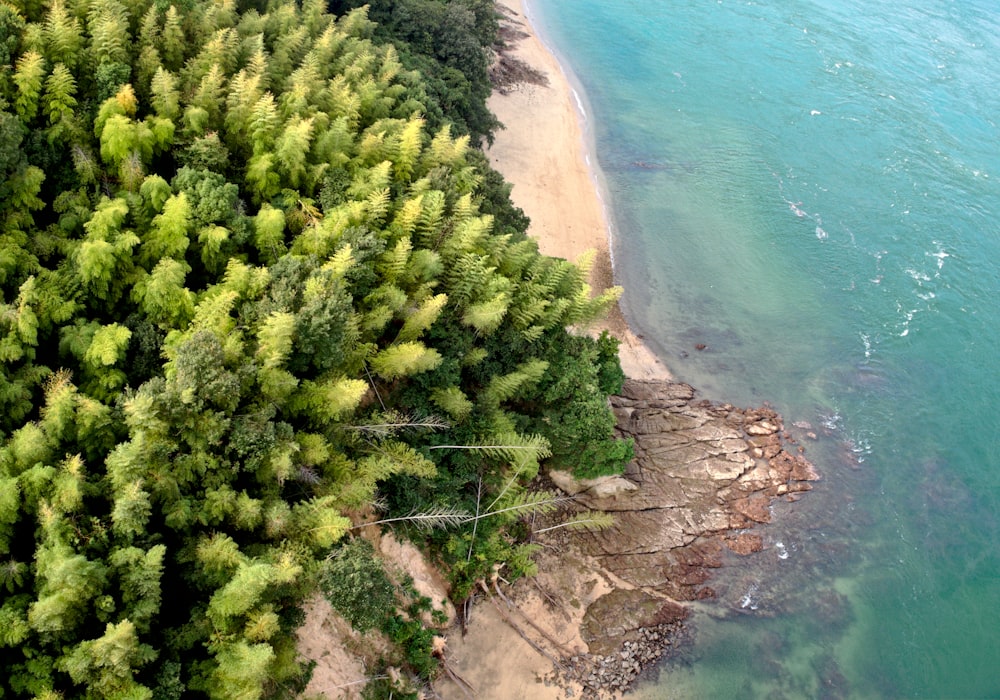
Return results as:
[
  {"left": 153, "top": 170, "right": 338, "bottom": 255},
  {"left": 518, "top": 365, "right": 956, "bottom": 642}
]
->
[
  {"left": 484, "top": 0, "right": 671, "bottom": 382},
  {"left": 433, "top": 3, "right": 676, "bottom": 697},
  {"left": 433, "top": 4, "right": 821, "bottom": 699}
]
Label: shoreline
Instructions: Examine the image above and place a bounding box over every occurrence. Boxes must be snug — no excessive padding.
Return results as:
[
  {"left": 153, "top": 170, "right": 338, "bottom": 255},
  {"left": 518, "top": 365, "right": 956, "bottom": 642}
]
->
[
  {"left": 485, "top": 0, "right": 672, "bottom": 382},
  {"left": 433, "top": 3, "right": 677, "bottom": 696},
  {"left": 433, "top": 4, "right": 821, "bottom": 699}
]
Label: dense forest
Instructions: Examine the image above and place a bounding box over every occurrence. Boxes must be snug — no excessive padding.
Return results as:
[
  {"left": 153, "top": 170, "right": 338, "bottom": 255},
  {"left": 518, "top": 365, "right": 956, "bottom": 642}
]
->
[{"left": 0, "top": 0, "right": 630, "bottom": 696}]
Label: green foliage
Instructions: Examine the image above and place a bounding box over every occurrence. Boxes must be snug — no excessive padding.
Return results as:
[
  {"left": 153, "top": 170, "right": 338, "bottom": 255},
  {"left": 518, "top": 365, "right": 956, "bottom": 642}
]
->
[
  {"left": 322, "top": 539, "right": 439, "bottom": 690},
  {"left": 529, "top": 332, "right": 634, "bottom": 478},
  {"left": 0, "top": 0, "right": 633, "bottom": 696},
  {"left": 321, "top": 539, "right": 395, "bottom": 633},
  {"left": 329, "top": 0, "right": 500, "bottom": 144}
]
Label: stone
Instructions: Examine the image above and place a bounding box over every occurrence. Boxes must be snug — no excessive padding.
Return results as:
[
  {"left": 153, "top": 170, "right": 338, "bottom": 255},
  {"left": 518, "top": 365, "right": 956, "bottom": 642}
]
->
[
  {"left": 565, "top": 379, "right": 819, "bottom": 603},
  {"left": 548, "top": 470, "right": 639, "bottom": 498},
  {"left": 725, "top": 532, "right": 764, "bottom": 555},
  {"left": 580, "top": 589, "right": 687, "bottom": 656},
  {"left": 746, "top": 420, "right": 780, "bottom": 435}
]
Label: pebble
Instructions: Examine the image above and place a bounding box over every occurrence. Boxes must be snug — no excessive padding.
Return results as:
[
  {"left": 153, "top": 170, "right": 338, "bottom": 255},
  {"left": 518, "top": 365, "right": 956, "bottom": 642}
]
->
[{"left": 555, "top": 622, "right": 686, "bottom": 700}]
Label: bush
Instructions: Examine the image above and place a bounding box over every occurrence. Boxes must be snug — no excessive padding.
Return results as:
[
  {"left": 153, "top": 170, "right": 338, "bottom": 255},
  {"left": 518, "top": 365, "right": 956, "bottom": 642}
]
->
[{"left": 321, "top": 540, "right": 396, "bottom": 633}]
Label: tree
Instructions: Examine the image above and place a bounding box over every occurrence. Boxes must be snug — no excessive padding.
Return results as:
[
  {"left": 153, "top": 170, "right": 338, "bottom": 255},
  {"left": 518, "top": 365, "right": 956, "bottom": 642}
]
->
[{"left": 0, "top": 0, "right": 631, "bottom": 696}]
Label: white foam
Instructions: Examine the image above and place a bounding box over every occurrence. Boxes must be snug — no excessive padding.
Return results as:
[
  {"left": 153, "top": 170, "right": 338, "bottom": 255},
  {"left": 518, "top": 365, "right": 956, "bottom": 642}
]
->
[
  {"left": 846, "top": 434, "right": 873, "bottom": 463},
  {"left": 929, "top": 246, "right": 950, "bottom": 269},
  {"left": 819, "top": 411, "right": 842, "bottom": 431},
  {"left": 739, "top": 583, "right": 760, "bottom": 610},
  {"left": 570, "top": 87, "right": 587, "bottom": 120}
]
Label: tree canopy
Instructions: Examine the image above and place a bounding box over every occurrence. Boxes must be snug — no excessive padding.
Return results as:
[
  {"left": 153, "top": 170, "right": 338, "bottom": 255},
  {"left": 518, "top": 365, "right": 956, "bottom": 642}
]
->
[{"left": 0, "top": 0, "right": 629, "bottom": 696}]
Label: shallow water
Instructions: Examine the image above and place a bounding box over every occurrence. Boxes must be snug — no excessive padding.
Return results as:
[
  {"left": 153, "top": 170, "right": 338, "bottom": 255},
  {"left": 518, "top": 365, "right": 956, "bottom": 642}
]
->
[{"left": 528, "top": 0, "right": 1000, "bottom": 696}]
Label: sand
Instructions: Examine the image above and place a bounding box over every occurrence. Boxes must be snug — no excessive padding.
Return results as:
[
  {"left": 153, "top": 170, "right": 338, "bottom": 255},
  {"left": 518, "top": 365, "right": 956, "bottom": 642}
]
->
[
  {"left": 485, "top": 0, "right": 671, "bottom": 382},
  {"left": 433, "top": 1, "right": 674, "bottom": 697},
  {"left": 300, "top": 2, "right": 674, "bottom": 695}
]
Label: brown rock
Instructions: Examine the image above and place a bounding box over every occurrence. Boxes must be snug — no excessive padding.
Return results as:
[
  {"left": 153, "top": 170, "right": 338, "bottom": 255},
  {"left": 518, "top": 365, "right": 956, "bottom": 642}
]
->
[
  {"left": 569, "top": 381, "right": 818, "bottom": 600},
  {"left": 746, "top": 420, "right": 780, "bottom": 436},
  {"left": 524, "top": 378, "right": 820, "bottom": 674},
  {"left": 790, "top": 456, "right": 821, "bottom": 481},
  {"left": 725, "top": 533, "right": 764, "bottom": 555},
  {"left": 732, "top": 494, "right": 772, "bottom": 523}
]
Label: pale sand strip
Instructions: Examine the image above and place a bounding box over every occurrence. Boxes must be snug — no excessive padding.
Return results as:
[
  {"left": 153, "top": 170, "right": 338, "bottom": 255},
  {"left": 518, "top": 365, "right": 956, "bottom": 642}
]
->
[
  {"left": 486, "top": 0, "right": 671, "bottom": 381},
  {"left": 435, "top": 2, "right": 671, "bottom": 697}
]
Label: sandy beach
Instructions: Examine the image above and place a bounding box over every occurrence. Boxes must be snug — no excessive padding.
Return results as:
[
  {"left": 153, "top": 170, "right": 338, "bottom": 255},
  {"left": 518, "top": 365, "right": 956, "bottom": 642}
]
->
[
  {"left": 485, "top": 0, "right": 671, "bottom": 382},
  {"left": 434, "top": 1, "right": 673, "bottom": 697},
  {"left": 302, "top": 3, "right": 677, "bottom": 696}
]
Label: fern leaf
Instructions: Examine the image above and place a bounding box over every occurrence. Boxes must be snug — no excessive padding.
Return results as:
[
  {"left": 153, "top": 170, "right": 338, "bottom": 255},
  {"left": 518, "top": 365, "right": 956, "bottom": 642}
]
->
[
  {"left": 350, "top": 506, "right": 471, "bottom": 532},
  {"left": 393, "top": 116, "right": 423, "bottom": 182},
  {"left": 480, "top": 490, "right": 564, "bottom": 522},
  {"left": 370, "top": 341, "right": 442, "bottom": 380},
  {"left": 462, "top": 292, "right": 509, "bottom": 335},
  {"left": 534, "top": 511, "right": 616, "bottom": 535},
  {"left": 430, "top": 386, "right": 474, "bottom": 422},
  {"left": 427, "top": 432, "right": 551, "bottom": 463},
  {"left": 391, "top": 195, "right": 423, "bottom": 238},
  {"left": 397, "top": 293, "right": 447, "bottom": 342},
  {"left": 414, "top": 189, "right": 445, "bottom": 248},
  {"left": 365, "top": 187, "right": 390, "bottom": 225}
]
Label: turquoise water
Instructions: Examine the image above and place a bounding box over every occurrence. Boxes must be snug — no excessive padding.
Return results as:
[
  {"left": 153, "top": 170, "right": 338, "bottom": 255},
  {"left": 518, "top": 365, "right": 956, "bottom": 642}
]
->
[{"left": 527, "top": 0, "right": 1000, "bottom": 697}]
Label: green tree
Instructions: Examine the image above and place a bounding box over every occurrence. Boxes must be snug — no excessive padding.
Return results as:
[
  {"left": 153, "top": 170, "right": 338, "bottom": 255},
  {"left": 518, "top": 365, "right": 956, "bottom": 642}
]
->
[{"left": 0, "top": 0, "right": 633, "bottom": 696}]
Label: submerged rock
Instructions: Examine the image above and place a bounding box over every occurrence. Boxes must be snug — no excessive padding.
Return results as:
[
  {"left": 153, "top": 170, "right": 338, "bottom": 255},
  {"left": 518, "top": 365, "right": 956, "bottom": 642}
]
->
[{"left": 581, "top": 589, "right": 686, "bottom": 656}]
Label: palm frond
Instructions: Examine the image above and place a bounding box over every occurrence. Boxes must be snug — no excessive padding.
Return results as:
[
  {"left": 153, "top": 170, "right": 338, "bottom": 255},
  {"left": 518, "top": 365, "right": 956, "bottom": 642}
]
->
[
  {"left": 345, "top": 410, "right": 451, "bottom": 437},
  {"left": 533, "top": 511, "right": 616, "bottom": 535},
  {"left": 350, "top": 506, "right": 472, "bottom": 532}
]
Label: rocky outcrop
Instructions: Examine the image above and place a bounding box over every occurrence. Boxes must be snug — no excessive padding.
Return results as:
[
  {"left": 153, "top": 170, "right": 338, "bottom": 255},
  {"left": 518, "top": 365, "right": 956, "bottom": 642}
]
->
[
  {"left": 538, "top": 378, "right": 819, "bottom": 697},
  {"left": 561, "top": 379, "right": 818, "bottom": 600},
  {"left": 435, "top": 378, "right": 819, "bottom": 700},
  {"left": 580, "top": 589, "right": 686, "bottom": 656}
]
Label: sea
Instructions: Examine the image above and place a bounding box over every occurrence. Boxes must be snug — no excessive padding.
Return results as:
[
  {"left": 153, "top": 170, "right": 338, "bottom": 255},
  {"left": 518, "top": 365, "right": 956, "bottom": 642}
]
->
[{"left": 525, "top": 0, "right": 1000, "bottom": 697}]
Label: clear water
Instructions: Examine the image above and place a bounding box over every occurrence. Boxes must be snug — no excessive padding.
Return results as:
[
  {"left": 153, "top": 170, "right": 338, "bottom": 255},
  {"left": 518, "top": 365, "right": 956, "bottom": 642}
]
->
[{"left": 526, "top": 0, "right": 1000, "bottom": 697}]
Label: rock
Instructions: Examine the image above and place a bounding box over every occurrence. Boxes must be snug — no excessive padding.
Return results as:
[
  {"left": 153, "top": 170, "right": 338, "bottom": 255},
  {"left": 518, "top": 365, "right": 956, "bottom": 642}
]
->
[
  {"left": 725, "top": 533, "right": 764, "bottom": 555},
  {"left": 566, "top": 379, "right": 819, "bottom": 603},
  {"left": 581, "top": 589, "right": 686, "bottom": 656},
  {"left": 746, "top": 420, "right": 780, "bottom": 436},
  {"left": 790, "top": 456, "right": 821, "bottom": 482},
  {"left": 549, "top": 470, "right": 639, "bottom": 498},
  {"left": 732, "top": 494, "right": 772, "bottom": 524}
]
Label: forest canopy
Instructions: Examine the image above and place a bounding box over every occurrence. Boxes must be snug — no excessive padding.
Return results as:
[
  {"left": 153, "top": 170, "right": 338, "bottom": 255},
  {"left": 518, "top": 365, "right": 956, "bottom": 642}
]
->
[{"left": 0, "top": 0, "right": 629, "bottom": 696}]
